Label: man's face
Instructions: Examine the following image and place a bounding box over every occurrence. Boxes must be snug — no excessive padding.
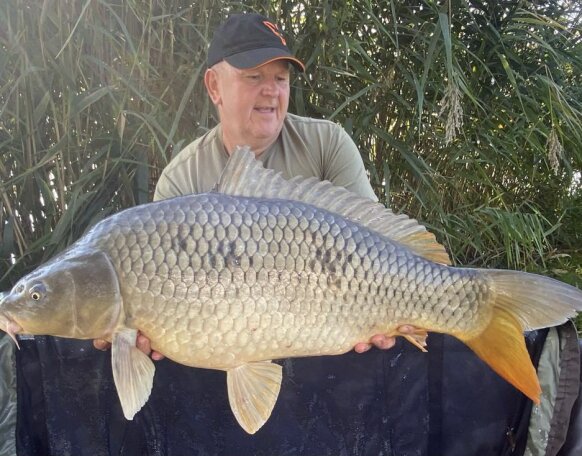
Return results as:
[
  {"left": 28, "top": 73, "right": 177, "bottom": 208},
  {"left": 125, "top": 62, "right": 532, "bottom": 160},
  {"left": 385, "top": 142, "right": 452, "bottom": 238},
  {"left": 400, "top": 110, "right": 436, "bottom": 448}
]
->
[{"left": 206, "top": 60, "right": 291, "bottom": 153}]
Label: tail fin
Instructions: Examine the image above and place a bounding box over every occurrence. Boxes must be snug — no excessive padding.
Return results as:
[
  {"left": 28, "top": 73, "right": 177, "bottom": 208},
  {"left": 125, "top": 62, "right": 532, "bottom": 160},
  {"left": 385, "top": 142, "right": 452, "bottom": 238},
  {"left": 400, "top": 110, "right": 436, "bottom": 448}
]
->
[{"left": 458, "top": 270, "right": 582, "bottom": 404}]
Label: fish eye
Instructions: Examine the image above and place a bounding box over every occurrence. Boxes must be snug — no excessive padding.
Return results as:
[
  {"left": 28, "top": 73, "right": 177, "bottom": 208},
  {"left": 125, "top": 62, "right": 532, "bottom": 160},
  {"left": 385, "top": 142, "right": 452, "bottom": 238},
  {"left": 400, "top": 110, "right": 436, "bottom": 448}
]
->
[{"left": 29, "top": 283, "right": 46, "bottom": 302}]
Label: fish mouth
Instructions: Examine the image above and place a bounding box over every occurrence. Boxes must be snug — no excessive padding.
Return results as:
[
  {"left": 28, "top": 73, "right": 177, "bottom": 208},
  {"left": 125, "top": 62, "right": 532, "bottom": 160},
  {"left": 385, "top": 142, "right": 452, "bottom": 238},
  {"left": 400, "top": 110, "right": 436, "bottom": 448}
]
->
[{"left": 0, "top": 314, "right": 22, "bottom": 349}]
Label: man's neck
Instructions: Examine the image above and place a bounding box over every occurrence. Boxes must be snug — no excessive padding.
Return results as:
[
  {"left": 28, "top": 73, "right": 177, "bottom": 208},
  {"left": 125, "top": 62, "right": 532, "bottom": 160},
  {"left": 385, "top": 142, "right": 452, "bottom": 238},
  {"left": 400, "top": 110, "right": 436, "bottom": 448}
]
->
[{"left": 222, "top": 134, "right": 277, "bottom": 157}]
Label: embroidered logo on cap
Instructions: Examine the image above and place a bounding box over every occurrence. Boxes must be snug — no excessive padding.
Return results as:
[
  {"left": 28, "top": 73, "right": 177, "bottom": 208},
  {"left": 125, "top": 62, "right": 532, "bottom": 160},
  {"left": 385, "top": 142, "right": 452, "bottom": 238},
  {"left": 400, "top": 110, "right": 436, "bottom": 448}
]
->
[{"left": 263, "top": 21, "right": 287, "bottom": 46}]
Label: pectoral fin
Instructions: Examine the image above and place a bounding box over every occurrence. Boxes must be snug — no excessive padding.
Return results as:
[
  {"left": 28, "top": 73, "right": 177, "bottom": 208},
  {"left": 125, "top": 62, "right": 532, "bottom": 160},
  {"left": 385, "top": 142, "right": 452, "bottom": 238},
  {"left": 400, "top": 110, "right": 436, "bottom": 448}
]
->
[
  {"left": 111, "top": 328, "right": 155, "bottom": 419},
  {"left": 226, "top": 361, "right": 283, "bottom": 434}
]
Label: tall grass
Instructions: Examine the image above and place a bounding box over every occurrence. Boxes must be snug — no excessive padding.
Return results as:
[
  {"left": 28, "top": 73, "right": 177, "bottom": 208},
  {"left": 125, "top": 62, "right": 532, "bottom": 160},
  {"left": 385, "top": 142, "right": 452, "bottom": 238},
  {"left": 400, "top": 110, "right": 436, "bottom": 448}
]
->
[
  {"left": 1, "top": 0, "right": 581, "bottom": 291},
  {"left": 0, "top": 0, "right": 215, "bottom": 286}
]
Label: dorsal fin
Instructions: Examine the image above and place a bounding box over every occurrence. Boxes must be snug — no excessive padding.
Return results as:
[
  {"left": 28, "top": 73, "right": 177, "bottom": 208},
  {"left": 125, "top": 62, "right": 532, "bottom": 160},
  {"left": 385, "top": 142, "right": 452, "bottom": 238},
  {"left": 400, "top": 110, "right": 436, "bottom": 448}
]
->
[{"left": 216, "top": 146, "right": 450, "bottom": 265}]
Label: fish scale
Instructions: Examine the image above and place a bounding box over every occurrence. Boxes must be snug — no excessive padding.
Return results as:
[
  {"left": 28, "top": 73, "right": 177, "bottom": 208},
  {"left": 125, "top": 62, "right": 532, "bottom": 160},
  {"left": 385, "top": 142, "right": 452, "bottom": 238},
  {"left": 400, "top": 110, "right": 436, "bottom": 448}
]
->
[
  {"left": 3, "top": 147, "right": 581, "bottom": 433},
  {"left": 87, "top": 193, "right": 484, "bottom": 369}
]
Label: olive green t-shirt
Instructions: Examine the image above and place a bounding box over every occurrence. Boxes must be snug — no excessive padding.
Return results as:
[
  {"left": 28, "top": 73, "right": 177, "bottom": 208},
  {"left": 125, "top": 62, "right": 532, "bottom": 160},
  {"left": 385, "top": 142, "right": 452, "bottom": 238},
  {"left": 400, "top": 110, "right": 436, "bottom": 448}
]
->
[{"left": 154, "top": 113, "right": 377, "bottom": 202}]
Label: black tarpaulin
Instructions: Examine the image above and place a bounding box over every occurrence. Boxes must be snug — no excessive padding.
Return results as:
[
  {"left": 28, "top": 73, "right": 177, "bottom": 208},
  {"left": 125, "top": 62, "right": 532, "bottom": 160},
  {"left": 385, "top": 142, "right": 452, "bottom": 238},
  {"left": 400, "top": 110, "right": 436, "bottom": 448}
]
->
[{"left": 14, "top": 331, "right": 549, "bottom": 456}]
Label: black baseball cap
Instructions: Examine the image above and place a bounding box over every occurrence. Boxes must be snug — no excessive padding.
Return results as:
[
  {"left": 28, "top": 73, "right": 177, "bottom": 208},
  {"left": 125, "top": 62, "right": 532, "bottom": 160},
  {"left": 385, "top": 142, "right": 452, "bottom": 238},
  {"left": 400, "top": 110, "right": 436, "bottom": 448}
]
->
[{"left": 207, "top": 13, "right": 305, "bottom": 72}]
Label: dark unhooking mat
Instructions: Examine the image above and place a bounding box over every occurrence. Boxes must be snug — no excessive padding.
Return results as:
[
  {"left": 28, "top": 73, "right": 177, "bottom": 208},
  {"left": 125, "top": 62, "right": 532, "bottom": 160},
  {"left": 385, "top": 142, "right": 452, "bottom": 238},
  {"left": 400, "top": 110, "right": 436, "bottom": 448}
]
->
[{"left": 15, "top": 331, "right": 547, "bottom": 456}]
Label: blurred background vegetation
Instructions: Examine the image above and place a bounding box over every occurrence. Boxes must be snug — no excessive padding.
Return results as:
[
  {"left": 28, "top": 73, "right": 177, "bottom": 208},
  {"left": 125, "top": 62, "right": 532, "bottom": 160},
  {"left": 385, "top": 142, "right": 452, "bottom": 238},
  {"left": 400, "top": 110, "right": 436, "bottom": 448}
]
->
[{"left": 1, "top": 0, "right": 581, "bottom": 323}]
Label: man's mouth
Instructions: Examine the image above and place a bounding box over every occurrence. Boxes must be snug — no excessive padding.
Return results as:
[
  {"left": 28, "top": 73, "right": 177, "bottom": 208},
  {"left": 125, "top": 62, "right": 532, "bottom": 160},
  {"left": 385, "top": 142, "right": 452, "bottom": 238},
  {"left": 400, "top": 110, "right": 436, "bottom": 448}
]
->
[{"left": 254, "top": 107, "right": 276, "bottom": 114}]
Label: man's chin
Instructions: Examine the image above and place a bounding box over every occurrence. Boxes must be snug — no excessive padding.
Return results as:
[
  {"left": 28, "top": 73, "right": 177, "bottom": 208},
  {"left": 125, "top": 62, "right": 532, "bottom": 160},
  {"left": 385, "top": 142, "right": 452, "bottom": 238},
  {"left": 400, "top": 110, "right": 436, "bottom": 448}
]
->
[{"left": 251, "top": 124, "right": 284, "bottom": 142}]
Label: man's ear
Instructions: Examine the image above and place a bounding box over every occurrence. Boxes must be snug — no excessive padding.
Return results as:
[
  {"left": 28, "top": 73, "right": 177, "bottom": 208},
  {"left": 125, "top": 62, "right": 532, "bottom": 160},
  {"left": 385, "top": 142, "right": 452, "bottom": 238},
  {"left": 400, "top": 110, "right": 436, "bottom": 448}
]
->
[{"left": 204, "top": 68, "right": 221, "bottom": 105}]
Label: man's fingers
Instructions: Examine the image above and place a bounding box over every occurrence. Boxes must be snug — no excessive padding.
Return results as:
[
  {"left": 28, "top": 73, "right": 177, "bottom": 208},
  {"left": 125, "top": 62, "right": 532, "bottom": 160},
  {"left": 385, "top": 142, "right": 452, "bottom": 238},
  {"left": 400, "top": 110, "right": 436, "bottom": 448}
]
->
[
  {"left": 370, "top": 335, "right": 396, "bottom": 350},
  {"left": 354, "top": 335, "right": 396, "bottom": 353},
  {"left": 137, "top": 332, "right": 165, "bottom": 360},
  {"left": 354, "top": 342, "right": 372, "bottom": 353},
  {"left": 136, "top": 333, "right": 152, "bottom": 355},
  {"left": 93, "top": 339, "right": 111, "bottom": 351},
  {"left": 151, "top": 350, "right": 165, "bottom": 361}
]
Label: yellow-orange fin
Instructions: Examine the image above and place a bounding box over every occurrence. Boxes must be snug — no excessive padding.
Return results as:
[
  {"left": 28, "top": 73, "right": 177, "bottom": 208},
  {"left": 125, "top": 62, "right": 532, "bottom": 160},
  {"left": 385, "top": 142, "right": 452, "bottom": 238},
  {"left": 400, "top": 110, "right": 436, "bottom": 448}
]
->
[
  {"left": 458, "top": 269, "right": 582, "bottom": 403},
  {"left": 397, "top": 231, "right": 451, "bottom": 265},
  {"left": 404, "top": 333, "right": 429, "bottom": 352},
  {"left": 384, "top": 326, "right": 429, "bottom": 352},
  {"left": 459, "top": 308, "right": 541, "bottom": 404},
  {"left": 397, "top": 327, "right": 429, "bottom": 352}
]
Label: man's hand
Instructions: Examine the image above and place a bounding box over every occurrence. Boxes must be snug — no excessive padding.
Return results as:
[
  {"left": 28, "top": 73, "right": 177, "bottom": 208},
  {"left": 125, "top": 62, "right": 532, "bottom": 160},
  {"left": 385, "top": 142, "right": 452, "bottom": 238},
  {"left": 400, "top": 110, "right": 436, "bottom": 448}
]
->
[
  {"left": 93, "top": 332, "right": 165, "bottom": 361},
  {"left": 135, "top": 333, "right": 165, "bottom": 361},
  {"left": 353, "top": 325, "right": 416, "bottom": 353}
]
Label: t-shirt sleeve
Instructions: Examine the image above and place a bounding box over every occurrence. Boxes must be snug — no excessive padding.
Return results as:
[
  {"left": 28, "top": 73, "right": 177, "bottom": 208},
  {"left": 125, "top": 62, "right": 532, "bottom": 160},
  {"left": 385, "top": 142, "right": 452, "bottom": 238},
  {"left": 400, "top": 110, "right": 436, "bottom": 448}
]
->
[{"left": 322, "top": 125, "right": 378, "bottom": 201}]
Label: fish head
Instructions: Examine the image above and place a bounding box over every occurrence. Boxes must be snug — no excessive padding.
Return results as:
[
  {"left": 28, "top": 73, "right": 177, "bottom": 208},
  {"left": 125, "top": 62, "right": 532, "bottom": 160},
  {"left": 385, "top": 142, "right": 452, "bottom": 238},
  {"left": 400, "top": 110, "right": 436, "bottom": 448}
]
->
[{"left": 0, "top": 248, "right": 121, "bottom": 341}]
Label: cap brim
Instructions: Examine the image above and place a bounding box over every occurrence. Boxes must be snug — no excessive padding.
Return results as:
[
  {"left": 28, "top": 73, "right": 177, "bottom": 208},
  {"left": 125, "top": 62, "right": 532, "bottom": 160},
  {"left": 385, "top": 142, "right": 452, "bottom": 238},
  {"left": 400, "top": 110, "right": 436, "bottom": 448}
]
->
[{"left": 225, "top": 47, "right": 305, "bottom": 72}]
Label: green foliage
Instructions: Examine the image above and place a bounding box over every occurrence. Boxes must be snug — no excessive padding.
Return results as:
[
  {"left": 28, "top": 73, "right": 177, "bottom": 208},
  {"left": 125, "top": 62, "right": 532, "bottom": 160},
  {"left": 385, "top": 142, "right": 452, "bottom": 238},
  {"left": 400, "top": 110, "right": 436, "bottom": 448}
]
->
[
  {"left": 287, "top": 0, "right": 582, "bottom": 269},
  {"left": 1, "top": 0, "right": 581, "bottom": 313}
]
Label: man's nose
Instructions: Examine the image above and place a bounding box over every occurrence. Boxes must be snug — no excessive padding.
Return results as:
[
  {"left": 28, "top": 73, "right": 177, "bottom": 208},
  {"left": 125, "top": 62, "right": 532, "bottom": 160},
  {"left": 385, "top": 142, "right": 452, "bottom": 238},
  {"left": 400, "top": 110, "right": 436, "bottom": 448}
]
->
[{"left": 261, "top": 78, "right": 279, "bottom": 96}]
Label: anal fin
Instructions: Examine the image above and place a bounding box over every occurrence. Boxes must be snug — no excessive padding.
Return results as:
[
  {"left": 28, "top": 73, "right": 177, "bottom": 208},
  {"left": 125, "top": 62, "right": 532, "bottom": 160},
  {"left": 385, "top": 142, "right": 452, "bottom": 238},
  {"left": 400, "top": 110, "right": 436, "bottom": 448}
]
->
[
  {"left": 226, "top": 361, "right": 283, "bottom": 434},
  {"left": 112, "top": 328, "right": 155, "bottom": 419}
]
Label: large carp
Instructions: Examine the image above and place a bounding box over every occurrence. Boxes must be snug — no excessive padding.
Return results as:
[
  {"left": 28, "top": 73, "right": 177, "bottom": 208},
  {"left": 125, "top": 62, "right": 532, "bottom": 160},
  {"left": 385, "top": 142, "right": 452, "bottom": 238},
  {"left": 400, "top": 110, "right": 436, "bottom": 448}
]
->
[{"left": 1, "top": 147, "right": 581, "bottom": 434}]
